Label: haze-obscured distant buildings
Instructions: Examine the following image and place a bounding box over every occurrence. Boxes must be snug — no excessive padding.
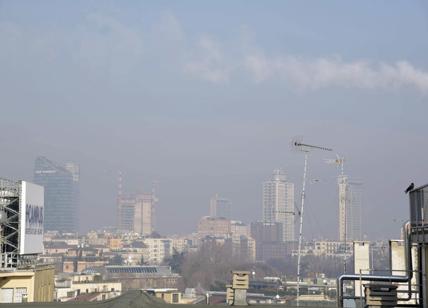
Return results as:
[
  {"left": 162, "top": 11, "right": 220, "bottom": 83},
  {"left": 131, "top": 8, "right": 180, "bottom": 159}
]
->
[
  {"left": 197, "top": 216, "right": 231, "bottom": 238},
  {"left": 34, "top": 156, "right": 79, "bottom": 232},
  {"left": 262, "top": 169, "right": 295, "bottom": 242},
  {"left": 250, "top": 221, "right": 287, "bottom": 261},
  {"left": 209, "top": 194, "right": 231, "bottom": 219},
  {"left": 116, "top": 173, "right": 157, "bottom": 236},
  {"left": 117, "top": 193, "right": 156, "bottom": 235},
  {"left": 338, "top": 175, "right": 362, "bottom": 242}
]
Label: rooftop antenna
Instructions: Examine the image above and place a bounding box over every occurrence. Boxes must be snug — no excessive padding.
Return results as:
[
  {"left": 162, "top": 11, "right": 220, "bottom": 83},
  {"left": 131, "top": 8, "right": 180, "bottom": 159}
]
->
[{"left": 291, "top": 136, "right": 332, "bottom": 305}]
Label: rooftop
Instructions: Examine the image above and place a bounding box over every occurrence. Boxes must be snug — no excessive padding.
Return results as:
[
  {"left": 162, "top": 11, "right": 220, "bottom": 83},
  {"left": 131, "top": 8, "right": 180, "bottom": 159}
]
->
[{"left": 1, "top": 291, "right": 336, "bottom": 308}]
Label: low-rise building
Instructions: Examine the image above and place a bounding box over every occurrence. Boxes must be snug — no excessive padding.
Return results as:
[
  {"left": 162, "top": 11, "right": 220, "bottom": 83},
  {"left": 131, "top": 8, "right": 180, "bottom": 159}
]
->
[
  {"left": 143, "top": 238, "right": 173, "bottom": 264},
  {"left": 197, "top": 216, "right": 231, "bottom": 238},
  {"left": 0, "top": 264, "right": 55, "bottom": 303},
  {"left": 55, "top": 273, "right": 121, "bottom": 302},
  {"left": 103, "top": 265, "right": 182, "bottom": 291},
  {"left": 292, "top": 240, "right": 353, "bottom": 257}
]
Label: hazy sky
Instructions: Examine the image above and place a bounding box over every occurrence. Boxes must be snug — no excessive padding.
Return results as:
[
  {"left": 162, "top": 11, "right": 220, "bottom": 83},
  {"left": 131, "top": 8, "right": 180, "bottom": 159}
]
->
[{"left": 1, "top": 1, "right": 428, "bottom": 240}]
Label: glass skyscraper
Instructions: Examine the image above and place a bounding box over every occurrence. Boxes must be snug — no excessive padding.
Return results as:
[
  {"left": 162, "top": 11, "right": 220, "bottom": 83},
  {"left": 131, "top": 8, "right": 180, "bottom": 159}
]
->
[{"left": 33, "top": 156, "right": 79, "bottom": 232}]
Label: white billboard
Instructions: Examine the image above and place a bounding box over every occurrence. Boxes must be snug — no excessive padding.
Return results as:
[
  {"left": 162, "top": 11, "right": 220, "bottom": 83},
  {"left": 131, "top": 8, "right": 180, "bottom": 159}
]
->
[{"left": 19, "top": 181, "right": 44, "bottom": 255}]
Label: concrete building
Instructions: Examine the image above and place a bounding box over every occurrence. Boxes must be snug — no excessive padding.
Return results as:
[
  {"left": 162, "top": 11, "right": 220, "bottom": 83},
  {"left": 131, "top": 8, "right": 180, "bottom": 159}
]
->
[
  {"left": 147, "top": 288, "right": 182, "bottom": 304},
  {"left": 230, "top": 220, "right": 250, "bottom": 237},
  {"left": 33, "top": 156, "right": 79, "bottom": 232},
  {"left": 209, "top": 194, "right": 231, "bottom": 219},
  {"left": 250, "top": 221, "right": 288, "bottom": 261},
  {"left": 197, "top": 216, "right": 231, "bottom": 238},
  {"left": 103, "top": 266, "right": 182, "bottom": 291},
  {"left": 143, "top": 238, "right": 173, "bottom": 264},
  {"left": 55, "top": 273, "right": 121, "bottom": 302},
  {"left": 338, "top": 176, "right": 362, "bottom": 242},
  {"left": 263, "top": 169, "right": 295, "bottom": 242},
  {"left": 231, "top": 235, "right": 256, "bottom": 262},
  {"left": 117, "top": 193, "right": 156, "bottom": 236},
  {"left": 250, "top": 221, "right": 283, "bottom": 243},
  {"left": 291, "top": 240, "right": 352, "bottom": 257},
  {"left": 0, "top": 264, "right": 55, "bottom": 303},
  {"left": 171, "top": 237, "right": 194, "bottom": 254},
  {"left": 134, "top": 193, "right": 156, "bottom": 236},
  {"left": 117, "top": 195, "right": 137, "bottom": 233}
]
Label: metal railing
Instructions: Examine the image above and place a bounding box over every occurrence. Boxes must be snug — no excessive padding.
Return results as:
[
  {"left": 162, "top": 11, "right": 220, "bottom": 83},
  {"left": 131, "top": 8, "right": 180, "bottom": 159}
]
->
[{"left": 337, "top": 222, "right": 415, "bottom": 307}]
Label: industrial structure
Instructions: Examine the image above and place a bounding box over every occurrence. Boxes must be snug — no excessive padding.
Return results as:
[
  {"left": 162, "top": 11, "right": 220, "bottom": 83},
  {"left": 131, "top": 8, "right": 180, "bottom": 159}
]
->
[
  {"left": 337, "top": 183, "right": 428, "bottom": 307},
  {"left": 0, "top": 178, "right": 55, "bottom": 303},
  {"left": 0, "top": 179, "right": 44, "bottom": 268}
]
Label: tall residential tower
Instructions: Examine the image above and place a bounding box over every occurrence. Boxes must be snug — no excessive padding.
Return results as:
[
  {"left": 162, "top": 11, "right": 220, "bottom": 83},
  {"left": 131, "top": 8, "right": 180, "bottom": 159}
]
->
[
  {"left": 338, "top": 175, "right": 362, "bottom": 242},
  {"left": 116, "top": 174, "right": 157, "bottom": 235},
  {"left": 262, "top": 169, "right": 295, "bottom": 242}
]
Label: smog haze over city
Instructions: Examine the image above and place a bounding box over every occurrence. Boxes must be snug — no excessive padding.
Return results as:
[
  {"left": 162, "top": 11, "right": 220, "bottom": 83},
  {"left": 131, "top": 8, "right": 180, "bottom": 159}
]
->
[{"left": 1, "top": 1, "right": 428, "bottom": 240}]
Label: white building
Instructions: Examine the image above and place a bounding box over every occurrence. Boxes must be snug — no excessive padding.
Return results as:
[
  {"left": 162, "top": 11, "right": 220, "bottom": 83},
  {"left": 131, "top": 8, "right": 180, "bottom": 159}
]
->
[
  {"left": 55, "top": 273, "right": 121, "bottom": 302},
  {"left": 263, "top": 169, "right": 295, "bottom": 242},
  {"left": 143, "top": 238, "right": 173, "bottom": 264}
]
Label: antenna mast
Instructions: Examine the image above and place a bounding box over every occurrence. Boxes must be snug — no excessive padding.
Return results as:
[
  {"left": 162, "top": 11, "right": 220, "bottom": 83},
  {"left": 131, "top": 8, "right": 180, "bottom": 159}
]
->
[{"left": 291, "top": 137, "right": 332, "bottom": 306}]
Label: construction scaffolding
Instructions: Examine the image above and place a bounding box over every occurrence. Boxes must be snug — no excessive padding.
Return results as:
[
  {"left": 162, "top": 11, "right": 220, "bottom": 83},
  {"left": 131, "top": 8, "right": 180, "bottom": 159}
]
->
[{"left": 0, "top": 178, "right": 20, "bottom": 269}]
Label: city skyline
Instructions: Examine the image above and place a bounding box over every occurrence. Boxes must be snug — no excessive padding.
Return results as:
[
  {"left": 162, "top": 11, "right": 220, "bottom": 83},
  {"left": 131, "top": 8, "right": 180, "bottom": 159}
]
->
[
  {"left": 1, "top": 1, "right": 427, "bottom": 239},
  {"left": 1, "top": 1, "right": 428, "bottom": 306}
]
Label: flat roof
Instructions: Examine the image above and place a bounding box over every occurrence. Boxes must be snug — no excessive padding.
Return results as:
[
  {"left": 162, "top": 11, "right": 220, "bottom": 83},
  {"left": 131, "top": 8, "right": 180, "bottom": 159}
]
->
[{"left": 1, "top": 290, "right": 337, "bottom": 308}]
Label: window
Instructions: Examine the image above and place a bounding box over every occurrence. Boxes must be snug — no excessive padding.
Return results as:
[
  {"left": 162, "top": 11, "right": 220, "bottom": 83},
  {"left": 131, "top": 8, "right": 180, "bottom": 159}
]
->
[{"left": 173, "top": 293, "right": 179, "bottom": 303}]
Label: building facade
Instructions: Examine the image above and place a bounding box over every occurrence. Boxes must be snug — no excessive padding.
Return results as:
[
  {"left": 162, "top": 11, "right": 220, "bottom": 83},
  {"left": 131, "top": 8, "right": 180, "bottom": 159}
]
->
[
  {"left": 338, "top": 175, "right": 362, "bottom": 242},
  {"left": 250, "top": 221, "right": 288, "bottom": 261},
  {"left": 143, "top": 238, "right": 173, "bottom": 264},
  {"left": 33, "top": 156, "right": 79, "bottom": 232},
  {"left": 103, "top": 266, "right": 182, "bottom": 291},
  {"left": 262, "top": 169, "right": 295, "bottom": 242},
  {"left": 117, "top": 193, "right": 156, "bottom": 236},
  {"left": 134, "top": 193, "right": 156, "bottom": 236},
  {"left": 197, "top": 216, "right": 231, "bottom": 238},
  {"left": 209, "top": 194, "right": 231, "bottom": 219},
  {"left": 0, "top": 264, "right": 55, "bottom": 303}
]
